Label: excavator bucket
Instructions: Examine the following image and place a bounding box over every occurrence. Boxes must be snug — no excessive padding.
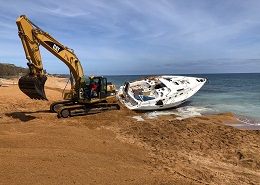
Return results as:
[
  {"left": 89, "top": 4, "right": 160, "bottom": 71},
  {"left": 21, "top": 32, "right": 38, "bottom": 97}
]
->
[{"left": 18, "top": 75, "right": 48, "bottom": 100}]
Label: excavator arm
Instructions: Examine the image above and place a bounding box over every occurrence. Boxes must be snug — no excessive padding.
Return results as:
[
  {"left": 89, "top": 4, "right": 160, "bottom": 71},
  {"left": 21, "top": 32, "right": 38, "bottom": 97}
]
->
[{"left": 16, "top": 15, "right": 84, "bottom": 100}]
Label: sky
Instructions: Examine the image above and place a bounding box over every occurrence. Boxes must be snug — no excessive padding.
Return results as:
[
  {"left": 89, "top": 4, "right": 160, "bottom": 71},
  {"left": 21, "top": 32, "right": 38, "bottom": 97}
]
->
[{"left": 0, "top": 0, "right": 260, "bottom": 75}]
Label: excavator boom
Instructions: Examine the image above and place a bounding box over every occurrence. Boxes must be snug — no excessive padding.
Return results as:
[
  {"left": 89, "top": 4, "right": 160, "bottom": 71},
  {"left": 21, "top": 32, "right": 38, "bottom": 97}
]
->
[{"left": 16, "top": 15, "right": 83, "bottom": 100}]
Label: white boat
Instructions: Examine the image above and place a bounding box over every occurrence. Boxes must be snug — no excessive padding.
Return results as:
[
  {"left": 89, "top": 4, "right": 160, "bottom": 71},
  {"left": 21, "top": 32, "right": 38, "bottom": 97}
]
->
[{"left": 116, "top": 75, "right": 207, "bottom": 110}]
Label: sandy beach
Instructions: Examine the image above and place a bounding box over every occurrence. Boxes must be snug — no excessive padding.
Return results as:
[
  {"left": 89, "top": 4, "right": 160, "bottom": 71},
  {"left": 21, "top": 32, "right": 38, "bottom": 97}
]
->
[{"left": 0, "top": 77, "right": 259, "bottom": 184}]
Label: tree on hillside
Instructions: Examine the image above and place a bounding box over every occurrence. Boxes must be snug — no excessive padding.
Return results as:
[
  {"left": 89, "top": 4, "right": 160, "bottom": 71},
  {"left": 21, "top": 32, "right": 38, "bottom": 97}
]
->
[{"left": 0, "top": 63, "right": 29, "bottom": 77}]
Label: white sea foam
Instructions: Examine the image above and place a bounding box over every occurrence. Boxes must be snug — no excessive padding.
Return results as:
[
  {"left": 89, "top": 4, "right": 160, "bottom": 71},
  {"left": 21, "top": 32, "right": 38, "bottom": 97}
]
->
[
  {"left": 174, "top": 106, "right": 208, "bottom": 120},
  {"left": 143, "top": 106, "right": 211, "bottom": 120},
  {"left": 144, "top": 111, "right": 175, "bottom": 119},
  {"left": 132, "top": 116, "right": 145, "bottom": 121}
]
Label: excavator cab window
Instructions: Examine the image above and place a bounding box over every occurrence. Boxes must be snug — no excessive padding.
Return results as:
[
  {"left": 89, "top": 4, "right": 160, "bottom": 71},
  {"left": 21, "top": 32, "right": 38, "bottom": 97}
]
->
[
  {"left": 99, "top": 77, "right": 107, "bottom": 99},
  {"left": 90, "top": 77, "right": 107, "bottom": 99},
  {"left": 90, "top": 78, "right": 100, "bottom": 99},
  {"left": 79, "top": 76, "right": 107, "bottom": 100},
  {"left": 79, "top": 77, "right": 90, "bottom": 99}
]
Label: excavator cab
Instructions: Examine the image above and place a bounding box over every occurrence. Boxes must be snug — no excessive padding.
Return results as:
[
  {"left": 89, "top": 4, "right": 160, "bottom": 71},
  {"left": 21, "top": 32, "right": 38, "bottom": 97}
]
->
[{"left": 78, "top": 76, "right": 107, "bottom": 101}]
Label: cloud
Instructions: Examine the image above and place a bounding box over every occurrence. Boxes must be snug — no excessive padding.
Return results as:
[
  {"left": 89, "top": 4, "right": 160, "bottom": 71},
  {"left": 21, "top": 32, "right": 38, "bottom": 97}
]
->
[
  {"left": 39, "top": 7, "right": 87, "bottom": 18},
  {"left": 0, "top": 0, "right": 260, "bottom": 74}
]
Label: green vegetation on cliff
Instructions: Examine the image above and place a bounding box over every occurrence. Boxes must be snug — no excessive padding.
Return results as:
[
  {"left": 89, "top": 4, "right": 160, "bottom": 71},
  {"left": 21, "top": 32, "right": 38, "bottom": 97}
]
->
[{"left": 0, "top": 63, "right": 28, "bottom": 78}]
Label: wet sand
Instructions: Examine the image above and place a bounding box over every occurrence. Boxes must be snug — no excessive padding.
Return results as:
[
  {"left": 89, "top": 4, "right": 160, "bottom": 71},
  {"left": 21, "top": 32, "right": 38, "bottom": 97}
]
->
[{"left": 0, "top": 77, "right": 259, "bottom": 184}]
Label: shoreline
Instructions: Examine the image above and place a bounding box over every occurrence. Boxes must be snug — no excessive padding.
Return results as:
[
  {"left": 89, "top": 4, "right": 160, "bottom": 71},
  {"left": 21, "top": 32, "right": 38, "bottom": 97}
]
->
[
  {"left": 227, "top": 121, "right": 260, "bottom": 130},
  {"left": 1, "top": 76, "right": 259, "bottom": 130}
]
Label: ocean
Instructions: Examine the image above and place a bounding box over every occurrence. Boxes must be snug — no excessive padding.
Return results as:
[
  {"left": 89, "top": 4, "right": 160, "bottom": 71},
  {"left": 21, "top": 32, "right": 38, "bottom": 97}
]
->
[{"left": 106, "top": 73, "right": 260, "bottom": 127}]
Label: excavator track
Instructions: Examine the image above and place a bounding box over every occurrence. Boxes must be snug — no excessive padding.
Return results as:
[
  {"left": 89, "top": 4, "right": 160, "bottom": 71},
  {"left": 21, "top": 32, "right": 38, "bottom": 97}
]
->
[
  {"left": 18, "top": 75, "right": 47, "bottom": 100},
  {"left": 50, "top": 100, "right": 74, "bottom": 113},
  {"left": 56, "top": 103, "right": 120, "bottom": 118}
]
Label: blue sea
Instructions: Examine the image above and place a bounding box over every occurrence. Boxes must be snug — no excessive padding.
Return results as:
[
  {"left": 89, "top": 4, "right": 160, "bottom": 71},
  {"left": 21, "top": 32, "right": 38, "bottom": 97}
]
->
[{"left": 106, "top": 73, "right": 260, "bottom": 128}]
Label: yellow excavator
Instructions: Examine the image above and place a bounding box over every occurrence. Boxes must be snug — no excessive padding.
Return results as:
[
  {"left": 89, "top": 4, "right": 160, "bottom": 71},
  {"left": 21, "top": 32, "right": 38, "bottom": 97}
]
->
[{"left": 16, "top": 15, "right": 119, "bottom": 118}]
